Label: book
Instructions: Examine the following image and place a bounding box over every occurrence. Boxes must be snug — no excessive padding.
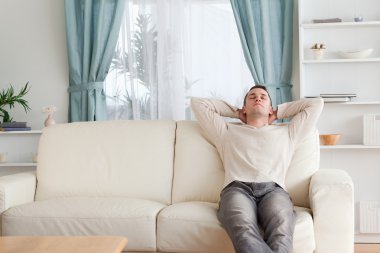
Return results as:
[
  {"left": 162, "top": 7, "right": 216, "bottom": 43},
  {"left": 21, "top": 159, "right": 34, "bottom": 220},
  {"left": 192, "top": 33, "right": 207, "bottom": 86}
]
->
[
  {"left": 320, "top": 93, "right": 357, "bottom": 98},
  {"left": 0, "top": 127, "right": 32, "bottom": 131},
  {"left": 313, "top": 18, "right": 342, "bottom": 23},
  {"left": 0, "top": 122, "right": 28, "bottom": 128},
  {"left": 322, "top": 97, "right": 352, "bottom": 103},
  {"left": 305, "top": 95, "right": 354, "bottom": 102}
]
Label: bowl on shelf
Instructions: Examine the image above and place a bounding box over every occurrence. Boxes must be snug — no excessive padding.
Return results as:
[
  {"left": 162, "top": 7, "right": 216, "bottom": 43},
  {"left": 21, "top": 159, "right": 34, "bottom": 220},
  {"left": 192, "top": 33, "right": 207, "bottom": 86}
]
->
[
  {"left": 319, "top": 134, "right": 341, "bottom": 145},
  {"left": 338, "top": 48, "right": 373, "bottom": 59}
]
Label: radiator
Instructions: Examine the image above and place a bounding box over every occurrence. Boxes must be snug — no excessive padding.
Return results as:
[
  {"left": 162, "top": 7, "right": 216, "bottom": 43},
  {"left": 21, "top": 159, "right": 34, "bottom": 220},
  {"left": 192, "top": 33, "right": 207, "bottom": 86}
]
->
[
  {"left": 360, "top": 201, "right": 380, "bottom": 233},
  {"left": 363, "top": 114, "right": 380, "bottom": 145}
]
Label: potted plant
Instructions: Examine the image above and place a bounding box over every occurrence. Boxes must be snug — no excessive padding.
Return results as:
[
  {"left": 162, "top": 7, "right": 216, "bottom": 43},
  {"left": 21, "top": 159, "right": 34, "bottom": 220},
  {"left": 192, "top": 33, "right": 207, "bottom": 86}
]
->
[
  {"left": 0, "top": 82, "right": 31, "bottom": 123},
  {"left": 310, "top": 43, "right": 326, "bottom": 60}
]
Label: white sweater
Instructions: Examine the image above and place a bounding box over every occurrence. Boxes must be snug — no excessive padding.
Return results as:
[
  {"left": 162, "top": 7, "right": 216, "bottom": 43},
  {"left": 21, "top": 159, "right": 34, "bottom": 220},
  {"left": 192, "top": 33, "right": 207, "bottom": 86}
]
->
[{"left": 191, "top": 97, "right": 324, "bottom": 189}]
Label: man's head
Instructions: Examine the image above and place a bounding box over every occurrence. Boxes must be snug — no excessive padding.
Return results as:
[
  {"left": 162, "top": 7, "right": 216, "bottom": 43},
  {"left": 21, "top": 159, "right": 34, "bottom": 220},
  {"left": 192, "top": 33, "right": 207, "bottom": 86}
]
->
[{"left": 242, "top": 85, "right": 273, "bottom": 118}]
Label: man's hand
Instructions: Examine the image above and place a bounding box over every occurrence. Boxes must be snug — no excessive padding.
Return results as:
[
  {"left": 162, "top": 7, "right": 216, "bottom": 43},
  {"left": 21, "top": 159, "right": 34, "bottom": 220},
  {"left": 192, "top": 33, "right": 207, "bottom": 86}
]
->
[
  {"left": 238, "top": 109, "right": 247, "bottom": 124},
  {"left": 269, "top": 110, "right": 277, "bottom": 124}
]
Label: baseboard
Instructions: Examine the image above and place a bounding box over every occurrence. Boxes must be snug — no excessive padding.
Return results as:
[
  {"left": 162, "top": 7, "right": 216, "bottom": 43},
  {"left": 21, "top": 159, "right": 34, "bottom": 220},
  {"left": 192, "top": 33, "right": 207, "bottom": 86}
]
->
[{"left": 355, "top": 234, "right": 380, "bottom": 243}]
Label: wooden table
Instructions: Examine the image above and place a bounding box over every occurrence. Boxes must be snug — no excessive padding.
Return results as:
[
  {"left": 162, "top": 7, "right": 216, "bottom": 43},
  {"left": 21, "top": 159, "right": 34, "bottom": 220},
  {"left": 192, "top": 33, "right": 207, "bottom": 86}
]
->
[
  {"left": 355, "top": 243, "right": 380, "bottom": 253},
  {"left": 0, "top": 236, "right": 128, "bottom": 253}
]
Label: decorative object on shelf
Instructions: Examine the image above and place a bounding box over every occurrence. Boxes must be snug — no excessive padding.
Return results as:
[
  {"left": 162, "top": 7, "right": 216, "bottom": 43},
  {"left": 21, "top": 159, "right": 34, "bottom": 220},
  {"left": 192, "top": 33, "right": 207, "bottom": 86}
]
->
[
  {"left": 338, "top": 48, "right": 373, "bottom": 59},
  {"left": 31, "top": 152, "right": 38, "bottom": 163},
  {"left": 0, "top": 121, "right": 31, "bottom": 132},
  {"left": 310, "top": 43, "right": 326, "bottom": 60},
  {"left": 0, "top": 82, "right": 31, "bottom": 123},
  {"left": 42, "top": 105, "right": 57, "bottom": 127},
  {"left": 363, "top": 114, "right": 380, "bottom": 145},
  {"left": 312, "top": 18, "right": 342, "bottom": 23},
  {"left": 0, "top": 152, "right": 7, "bottom": 163},
  {"left": 320, "top": 93, "right": 357, "bottom": 103},
  {"left": 354, "top": 16, "right": 363, "bottom": 22},
  {"left": 320, "top": 134, "right": 341, "bottom": 145}
]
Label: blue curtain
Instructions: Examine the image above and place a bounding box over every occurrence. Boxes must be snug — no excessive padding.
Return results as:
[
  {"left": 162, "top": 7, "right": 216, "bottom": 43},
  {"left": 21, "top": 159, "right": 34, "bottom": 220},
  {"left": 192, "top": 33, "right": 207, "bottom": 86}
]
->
[
  {"left": 230, "top": 0, "right": 293, "bottom": 107},
  {"left": 65, "top": 0, "right": 125, "bottom": 122}
]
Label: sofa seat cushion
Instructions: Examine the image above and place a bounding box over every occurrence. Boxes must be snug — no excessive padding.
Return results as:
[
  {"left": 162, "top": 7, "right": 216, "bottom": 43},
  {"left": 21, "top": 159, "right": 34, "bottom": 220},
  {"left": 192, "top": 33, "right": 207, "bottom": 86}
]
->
[
  {"left": 157, "top": 202, "right": 315, "bottom": 253},
  {"left": 293, "top": 206, "right": 315, "bottom": 253},
  {"left": 157, "top": 201, "right": 234, "bottom": 252},
  {"left": 2, "top": 197, "right": 166, "bottom": 252}
]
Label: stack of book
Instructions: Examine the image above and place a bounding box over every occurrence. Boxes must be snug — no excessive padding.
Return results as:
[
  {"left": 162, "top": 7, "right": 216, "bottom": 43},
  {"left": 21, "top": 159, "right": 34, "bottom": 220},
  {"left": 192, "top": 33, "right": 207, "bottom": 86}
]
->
[
  {"left": 320, "top": 93, "right": 357, "bottom": 103},
  {"left": 0, "top": 122, "right": 31, "bottom": 131},
  {"left": 312, "top": 18, "right": 342, "bottom": 23}
]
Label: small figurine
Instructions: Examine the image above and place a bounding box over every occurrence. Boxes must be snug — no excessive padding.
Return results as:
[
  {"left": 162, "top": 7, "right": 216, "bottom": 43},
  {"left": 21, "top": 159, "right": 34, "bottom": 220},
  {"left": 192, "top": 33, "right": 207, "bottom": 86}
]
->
[{"left": 42, "top": 105, "right": 57, "bottom": 127}]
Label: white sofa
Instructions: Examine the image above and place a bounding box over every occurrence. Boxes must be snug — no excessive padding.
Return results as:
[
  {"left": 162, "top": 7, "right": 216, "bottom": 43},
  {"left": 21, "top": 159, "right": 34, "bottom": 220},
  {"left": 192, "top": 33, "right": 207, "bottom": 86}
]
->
[{"left": 0, "top": 120, "right": 354, "bottom": 253}]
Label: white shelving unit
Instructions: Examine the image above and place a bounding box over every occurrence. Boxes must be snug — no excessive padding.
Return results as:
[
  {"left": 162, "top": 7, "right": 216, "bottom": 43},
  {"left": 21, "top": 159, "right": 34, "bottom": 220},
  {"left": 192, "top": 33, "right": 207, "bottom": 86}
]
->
[
  {"left": 303, "top": 58, "right": 380, "bottom": 64},
  {"left": 299, "top": 0, "right": 380, "bottom": 242},
  {"left": 0, "top": 130, "right": 42, "bottom": 168},
  {"left": 0, "top": 163, "right": 37, "bottom": 167},
  {"left": 301, "top": 20, "right": 380, "bottom": 29},
  {"left": 0, "top": 130, "right": 42, "bottom": 135},
  {"left": 320, "top": 145, "right": 380, "bottom": 149}
]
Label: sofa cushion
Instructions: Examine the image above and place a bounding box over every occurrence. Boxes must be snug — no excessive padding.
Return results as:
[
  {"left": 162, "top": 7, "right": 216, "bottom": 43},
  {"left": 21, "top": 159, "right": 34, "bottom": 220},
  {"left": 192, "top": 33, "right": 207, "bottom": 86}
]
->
[
  {"left": 293, "top": 206, "right": 316, "bottom": 253},
  {"left": 157, "top": 201, "right": 234, "bottom": 252},
  {"left": 157, "top": 202, "right": 315, "bottom": 253},
  {"left": 172, "top": 121, "right": 224, "bottom": 203},
  {"left": 36, "top": 120, "right": 176, "bottom": 205},
  {"left": 2, "top": 197, "right": 166, "bottom": 252},
  {"left": 285, "top": 131, "right": 320, "bottom": 208}
]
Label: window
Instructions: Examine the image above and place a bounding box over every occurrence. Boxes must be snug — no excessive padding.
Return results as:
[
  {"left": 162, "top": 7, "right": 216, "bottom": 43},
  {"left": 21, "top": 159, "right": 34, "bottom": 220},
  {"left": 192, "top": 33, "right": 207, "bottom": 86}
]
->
[{"left": 104, "top": 0, "right": 253, "bottom": 120}]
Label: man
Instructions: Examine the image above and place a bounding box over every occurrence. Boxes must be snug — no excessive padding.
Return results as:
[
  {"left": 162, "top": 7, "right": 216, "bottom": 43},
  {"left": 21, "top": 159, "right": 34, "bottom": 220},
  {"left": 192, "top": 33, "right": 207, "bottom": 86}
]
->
[{"left": 191, "top": 85, "right": 323, "bottom": 253}]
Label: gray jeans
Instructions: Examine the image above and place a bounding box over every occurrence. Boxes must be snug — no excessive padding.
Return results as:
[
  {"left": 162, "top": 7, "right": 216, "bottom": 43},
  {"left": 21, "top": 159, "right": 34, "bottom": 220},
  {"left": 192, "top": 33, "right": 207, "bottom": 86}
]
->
[{"left": 217, "top": 181, "right": 295, "bottom": 253}]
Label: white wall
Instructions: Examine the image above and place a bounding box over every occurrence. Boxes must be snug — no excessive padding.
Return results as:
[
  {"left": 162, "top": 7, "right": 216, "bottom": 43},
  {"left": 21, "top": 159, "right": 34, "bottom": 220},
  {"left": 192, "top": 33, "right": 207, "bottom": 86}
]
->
[{"left": 0, "top": 0, "right": 68, "bottom": 130}]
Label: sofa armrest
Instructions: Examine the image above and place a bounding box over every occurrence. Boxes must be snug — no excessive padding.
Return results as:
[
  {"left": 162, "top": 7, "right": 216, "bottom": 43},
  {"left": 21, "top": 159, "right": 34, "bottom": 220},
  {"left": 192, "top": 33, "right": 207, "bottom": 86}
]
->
[
  {"left": 309, "top": 169, "right": 354, "bottom": 253},
  {"left": 0, "top": 171, "right": 37, "bottom": 213}
]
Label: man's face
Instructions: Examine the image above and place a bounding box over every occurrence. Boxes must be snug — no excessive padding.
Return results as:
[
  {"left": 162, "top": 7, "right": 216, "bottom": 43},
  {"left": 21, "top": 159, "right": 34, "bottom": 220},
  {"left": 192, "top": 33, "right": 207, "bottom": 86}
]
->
[{"left": 242, "top": 88, "right": 273, "bottom": 117}]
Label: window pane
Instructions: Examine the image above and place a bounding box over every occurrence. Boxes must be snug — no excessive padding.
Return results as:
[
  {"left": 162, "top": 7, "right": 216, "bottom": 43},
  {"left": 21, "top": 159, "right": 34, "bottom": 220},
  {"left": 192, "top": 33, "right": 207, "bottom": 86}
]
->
[{"left": 105, "top": 0, "right": 254, "bottom": 120}]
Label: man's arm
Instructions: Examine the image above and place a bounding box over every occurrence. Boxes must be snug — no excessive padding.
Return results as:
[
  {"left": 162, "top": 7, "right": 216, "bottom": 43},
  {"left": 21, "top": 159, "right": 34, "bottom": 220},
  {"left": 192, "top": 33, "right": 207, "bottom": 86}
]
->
[
  {"left": 191, "top": 97, "right": 239, "bottom": 153},
  {"left": 276, "top": 97, "right": 324, "bottom": 142}
]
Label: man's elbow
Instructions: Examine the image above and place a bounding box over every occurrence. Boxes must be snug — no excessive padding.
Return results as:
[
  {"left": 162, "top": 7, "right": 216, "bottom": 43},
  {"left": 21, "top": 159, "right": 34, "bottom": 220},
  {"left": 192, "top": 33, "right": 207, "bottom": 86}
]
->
[
  {"left": 190, "top": 97, "right": 198, "bottom": 109},
  {"left": 316, "top": 97, "right": 324, "bottom": 109},
  {"left": 311, "top": 97, "right": 324, "bottom": 115},
  {"left": 190, "top": 97, "right": 205, "bottom": 113}
]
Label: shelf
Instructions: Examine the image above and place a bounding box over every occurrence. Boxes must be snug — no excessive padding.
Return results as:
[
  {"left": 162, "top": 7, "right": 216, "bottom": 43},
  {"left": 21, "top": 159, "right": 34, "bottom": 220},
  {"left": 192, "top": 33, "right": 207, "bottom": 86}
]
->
[
  {"left": 301, "top": 21, "right": 380, "bottom": 29},
  {"left": 303, "top": 58, "right": 380, "bottom": 64},
  {"left": 324, "top": 101, "right": 380, "bottom": 105},
  {"left": 0, "top": 163, "right": 37, "bottom": 167},
  {"left": 0, "top": 130, "right": 42, "bottom": 135},
  {"left": 320, "top": 145, "right": 380, "bottom": 149},
  {"left": 302, "top": 98, "right": 380, "bottom": 105}
]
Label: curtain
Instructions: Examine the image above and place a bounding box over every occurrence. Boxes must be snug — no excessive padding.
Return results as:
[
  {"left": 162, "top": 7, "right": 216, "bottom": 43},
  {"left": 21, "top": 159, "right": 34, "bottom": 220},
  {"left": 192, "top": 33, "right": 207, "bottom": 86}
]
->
[
  {"left": 65, "top": 0, "right": 125, "bottom": 122},
  {"left": 230, "top": 0, "right": 293, "bottom": 107},
  {"left": 105, "top": 0, "right": 189, "bottom": 120},
  {"left": 105, "top": 0, "right": 254, "bottom": 120}
]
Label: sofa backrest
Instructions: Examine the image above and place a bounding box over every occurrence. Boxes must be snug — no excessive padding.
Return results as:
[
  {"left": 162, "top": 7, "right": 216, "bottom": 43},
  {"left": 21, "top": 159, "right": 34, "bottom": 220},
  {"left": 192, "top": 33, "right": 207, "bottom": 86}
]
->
[
  {"left": 172, "top": 121, "right": 320, "bottom": 208},
  {"left": 35, "top": 120, "right": 176, "bottom": 205},
  {"left": 172, "top": 121, "right": 225, "bottom": 204}
]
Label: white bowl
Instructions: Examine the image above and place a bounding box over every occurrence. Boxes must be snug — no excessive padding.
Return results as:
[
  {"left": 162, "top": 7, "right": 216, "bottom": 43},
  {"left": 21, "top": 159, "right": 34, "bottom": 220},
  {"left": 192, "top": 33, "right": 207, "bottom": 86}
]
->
[{"left": 338, "top": 48, "right": 373, "bottom": 59}]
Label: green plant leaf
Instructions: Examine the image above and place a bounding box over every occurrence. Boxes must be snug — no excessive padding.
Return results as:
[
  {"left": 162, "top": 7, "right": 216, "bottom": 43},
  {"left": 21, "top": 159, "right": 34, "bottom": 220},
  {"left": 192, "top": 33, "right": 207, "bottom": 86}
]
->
[{"left": 0, "top": 82, "right": 31, "bottom": 123}]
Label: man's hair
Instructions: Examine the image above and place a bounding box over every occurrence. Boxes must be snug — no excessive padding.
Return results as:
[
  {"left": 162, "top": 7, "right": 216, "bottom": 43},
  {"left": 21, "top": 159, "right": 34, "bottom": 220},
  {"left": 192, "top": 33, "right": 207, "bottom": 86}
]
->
[{"left": 243, "top": 84, "right": 272, "bottom": 106}]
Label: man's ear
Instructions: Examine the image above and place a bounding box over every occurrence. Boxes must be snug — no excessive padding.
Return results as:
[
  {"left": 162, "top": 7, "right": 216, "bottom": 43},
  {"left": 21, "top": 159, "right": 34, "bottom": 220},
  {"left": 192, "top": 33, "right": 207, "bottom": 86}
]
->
[
  {"left": 242, "top": 106, "right": 247, "bottom": 114},
  {"left": 269, "top": 106, "right": 273, "bottom": 115}
]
